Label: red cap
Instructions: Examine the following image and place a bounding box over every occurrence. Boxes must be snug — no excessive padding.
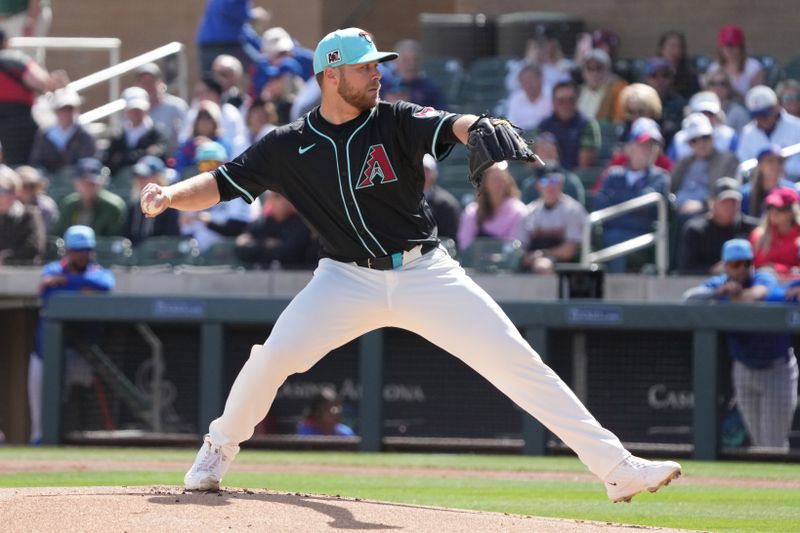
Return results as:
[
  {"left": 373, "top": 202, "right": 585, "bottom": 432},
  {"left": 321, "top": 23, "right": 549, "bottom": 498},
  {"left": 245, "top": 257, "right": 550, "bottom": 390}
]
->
[
  {"left": 764, "top": 187, "right": 799, "bottom": 209},
  {"left": 718, "top": 24, "right": 745, "bottom": 47}
]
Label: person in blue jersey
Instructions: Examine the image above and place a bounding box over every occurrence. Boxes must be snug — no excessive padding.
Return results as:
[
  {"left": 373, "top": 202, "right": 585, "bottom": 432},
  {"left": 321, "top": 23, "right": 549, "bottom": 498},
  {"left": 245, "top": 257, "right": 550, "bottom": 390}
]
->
[
  {"left": 196, "top": 0, "right": 270, "bottom": 76},
  {"left": 296, "top": 387, "right": 355, "bottom": 437},
  {"left": 27, "top": 225, "right": 114, "bottom": 445},
  {"left": 684, "top": 238, "right": 798, "bottom": 450}
]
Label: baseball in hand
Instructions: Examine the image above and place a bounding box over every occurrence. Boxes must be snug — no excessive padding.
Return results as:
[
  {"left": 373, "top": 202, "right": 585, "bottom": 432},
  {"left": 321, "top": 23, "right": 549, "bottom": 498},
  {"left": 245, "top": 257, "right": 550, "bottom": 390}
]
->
[{"left": 140, "top": 184, "right": 168, "bottom": 216}]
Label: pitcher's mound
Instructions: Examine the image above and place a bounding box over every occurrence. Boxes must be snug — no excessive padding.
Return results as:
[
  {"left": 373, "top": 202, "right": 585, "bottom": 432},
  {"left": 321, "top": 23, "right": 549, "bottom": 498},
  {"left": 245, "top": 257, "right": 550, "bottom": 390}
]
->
[{"left": 1, "top": 486, "right": 683, "bottom": 532}]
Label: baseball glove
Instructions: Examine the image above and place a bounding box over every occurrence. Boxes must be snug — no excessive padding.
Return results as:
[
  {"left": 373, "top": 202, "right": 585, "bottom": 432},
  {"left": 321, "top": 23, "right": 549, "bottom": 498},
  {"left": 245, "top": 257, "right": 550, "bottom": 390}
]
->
[{"left": 466, "top": 115, "right": 541, "bottom": 189}]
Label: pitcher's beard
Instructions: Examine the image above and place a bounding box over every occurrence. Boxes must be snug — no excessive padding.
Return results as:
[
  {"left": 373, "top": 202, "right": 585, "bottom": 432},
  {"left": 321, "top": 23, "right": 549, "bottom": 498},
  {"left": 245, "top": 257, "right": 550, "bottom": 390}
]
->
[{"left": 338, "top": 77, "right": 379, "bottom": 112}]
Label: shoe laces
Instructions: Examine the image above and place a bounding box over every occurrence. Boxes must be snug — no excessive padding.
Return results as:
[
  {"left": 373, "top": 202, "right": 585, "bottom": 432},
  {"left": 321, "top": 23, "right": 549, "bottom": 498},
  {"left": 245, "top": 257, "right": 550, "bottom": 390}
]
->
[
  {"left": 623, "top": 456, "right": 651, "bottom": 470},
  {"left": 195, "top": 441, "right": 223, "bottom": 472}
]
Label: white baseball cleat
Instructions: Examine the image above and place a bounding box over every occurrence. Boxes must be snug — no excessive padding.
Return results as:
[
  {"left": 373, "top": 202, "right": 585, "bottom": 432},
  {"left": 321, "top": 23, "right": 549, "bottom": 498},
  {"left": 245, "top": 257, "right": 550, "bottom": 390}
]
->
[
  {"left": 184, "top": 434, "right": 240, "bottom": 491},
  {"left": 604, "top": 455, "right": 682, "bottom": 503}
]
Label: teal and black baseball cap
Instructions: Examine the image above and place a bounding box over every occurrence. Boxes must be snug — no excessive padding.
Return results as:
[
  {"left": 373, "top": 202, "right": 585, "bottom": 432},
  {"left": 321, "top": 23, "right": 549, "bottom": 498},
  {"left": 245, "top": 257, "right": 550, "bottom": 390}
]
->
[{"left": 313, "top": 28, "right": 398, "bottom": 75}]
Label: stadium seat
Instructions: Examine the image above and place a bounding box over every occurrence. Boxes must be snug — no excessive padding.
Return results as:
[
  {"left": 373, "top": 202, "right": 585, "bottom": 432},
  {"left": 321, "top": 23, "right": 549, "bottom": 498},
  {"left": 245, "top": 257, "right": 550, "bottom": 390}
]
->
[
  {"left": 202, "top": 237, "right": 243, "bottom": 267},
  {"left": 783, "top": 56, "right": 800, "bottom": 81},
  {"left": 689, "top": 54, "right": 713, "bottom": 75},
  {"left": 755, "top": 54, "right": 782, "bottom": 87},
  {"left": 93, "top": 236, "right": 134, "bottom": 267},
  {"left": 422, "top": 56, "right": 464, "bottom": 104},
  {"left": 44, "top": 236, "right": 64, "bottom": 262},
  {"left": 132, "top": 236, "right": 201, "bottom": 267},
  {"left": 458, "top": 237, "right": 523, "bottom": 273}
]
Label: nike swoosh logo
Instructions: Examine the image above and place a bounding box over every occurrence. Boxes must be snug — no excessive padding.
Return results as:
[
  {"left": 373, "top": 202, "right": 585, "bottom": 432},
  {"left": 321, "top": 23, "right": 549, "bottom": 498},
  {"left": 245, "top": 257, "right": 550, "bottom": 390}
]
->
[{"left": 298, "top": 143, "right": 317, "bottom": 154}]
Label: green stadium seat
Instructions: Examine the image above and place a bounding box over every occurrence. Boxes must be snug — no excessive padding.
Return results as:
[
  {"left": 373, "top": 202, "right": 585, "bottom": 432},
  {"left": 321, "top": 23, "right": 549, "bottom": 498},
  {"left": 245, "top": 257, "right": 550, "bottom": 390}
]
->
[
  {"left": 93, "top": 236, "right": 134, "bottom": 267},
  {"left": 458, "top": 237, "right": 523, "bottom": 273},
  {"left": 202, "top": 237, "right": 243, "bottom": 267},
  {"left": 782, "top": 56, "right": 800, "bottom": 81},
  {"left": 422, "top": 56, "right": 464, "bottom": 103},
  {"left": 44, "top": 236, "right": 64, "bottom": 262},
  {"left": 755, "top": 54, "right": 782, "bottom": 87},
  {"left": 132, "top": 236, "right": 201, "bottom": 267}
]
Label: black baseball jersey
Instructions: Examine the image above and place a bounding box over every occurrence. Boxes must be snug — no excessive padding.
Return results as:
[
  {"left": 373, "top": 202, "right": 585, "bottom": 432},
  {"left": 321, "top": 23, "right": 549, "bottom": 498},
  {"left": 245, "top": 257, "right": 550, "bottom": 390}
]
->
[{"left": 213, "top": 100, "right": 462, "bottom": 262}]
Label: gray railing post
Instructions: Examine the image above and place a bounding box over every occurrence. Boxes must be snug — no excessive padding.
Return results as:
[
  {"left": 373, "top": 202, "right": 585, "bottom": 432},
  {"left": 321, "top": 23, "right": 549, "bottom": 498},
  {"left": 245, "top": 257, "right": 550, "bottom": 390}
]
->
[
  {"left": 359, "top": 329, "right": 384, "bottom": 451},
  {"left": 693, "top": 329, "right": 718, "bottom": 460},
  {"left": 41, "top": 320, "right": 64, "bottom": 445},
  {"left": 522, "top": 328, "right": 549, "bottom": 455},
  {"left": 199, "top": 322, "right": 224, "bottom": 435}
]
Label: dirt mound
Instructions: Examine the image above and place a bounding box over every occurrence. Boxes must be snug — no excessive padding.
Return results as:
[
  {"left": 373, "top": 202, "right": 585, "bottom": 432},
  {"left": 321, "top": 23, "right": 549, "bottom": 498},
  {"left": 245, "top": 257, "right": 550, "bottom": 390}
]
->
[{"left": 0, "top": 486, "right": 687, "bottom": 532}]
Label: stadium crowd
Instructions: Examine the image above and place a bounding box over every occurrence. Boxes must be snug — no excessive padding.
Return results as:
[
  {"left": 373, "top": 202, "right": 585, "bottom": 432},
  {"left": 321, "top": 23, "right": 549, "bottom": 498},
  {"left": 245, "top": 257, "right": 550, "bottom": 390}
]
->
[{"left": 2, "top": 14, "right": 800, "bottom": 285}]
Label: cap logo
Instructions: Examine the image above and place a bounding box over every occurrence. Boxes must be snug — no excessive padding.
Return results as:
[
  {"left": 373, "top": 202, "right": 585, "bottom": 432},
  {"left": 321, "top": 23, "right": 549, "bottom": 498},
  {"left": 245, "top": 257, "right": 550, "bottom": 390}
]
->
[
  {"left": 327, "top": 49, "right": 341, "bottom": 65},
  {"left": 359, "top": 31, "right": 373, "bottom": 44}
]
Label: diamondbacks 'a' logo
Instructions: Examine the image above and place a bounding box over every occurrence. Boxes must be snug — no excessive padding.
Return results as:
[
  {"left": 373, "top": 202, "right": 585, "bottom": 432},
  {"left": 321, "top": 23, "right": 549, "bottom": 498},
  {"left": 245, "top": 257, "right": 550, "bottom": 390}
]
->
[
  {"left": 413, "top": 107, "right": 440, "bottom": 118},
  {"left": 356, "top": 144, "right": 398, "bottom": 189},
  {"left": 327, "top": 49, "right": 341, "bottom": 65}
]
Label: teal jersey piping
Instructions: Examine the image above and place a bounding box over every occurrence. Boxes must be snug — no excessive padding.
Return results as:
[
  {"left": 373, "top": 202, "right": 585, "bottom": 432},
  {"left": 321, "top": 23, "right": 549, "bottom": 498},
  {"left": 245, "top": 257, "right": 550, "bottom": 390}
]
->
[
  {"left": 218, "top": 165, "right": 255, "bottom": 203},
  {"left": 431, "top": 113, "right": 456, "bottom": 161},
  {"left": 306, "top": 113, "right": 378, "bottom": 257},
  {"left": 345, "top": 107, "right": 388, "bottom": 256}
]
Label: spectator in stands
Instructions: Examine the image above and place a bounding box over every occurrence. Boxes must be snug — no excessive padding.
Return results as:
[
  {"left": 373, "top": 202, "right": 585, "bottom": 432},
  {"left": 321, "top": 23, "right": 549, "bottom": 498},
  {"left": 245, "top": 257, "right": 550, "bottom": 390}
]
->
[
  {"left": 212, "top": 54, "right": 248, "bottom": 110},
  {"left": 643, "top": 57, "right": 686, "bottom": 146},
  {"left": 422, "top": 154, "right": 460, "bottom": 242},
  {"left": 54, "top": 157, "right": 126, "bottom": 237},
  {"left": 134, "top": 62, "right": 188, "bottom": 154},
  {"left": 184, "top": 76, "right": 248, "bottom": 157},
  {"left": 776, "top": 79, "right": 800, "bottom": 120},
  {"left": 519, "top": 133, "right": 585, "bottom": 206},
  {"left": 538, "top": 81, "right": 600, "bottom": 171},
  {"left": 536, "top": 28, "right": 574, "bottom": 94},
  {"left": 0, "top": 167, "right": 44, "bottom": 264},
  {"left": 195, "top": 0, "right": 269, "bottom": 76},
  {"left": 684, "top": 238, "right": 797, "bottom": 451},
  {"left": 577, "top": 48, "right": 626, "bottom": 124},
  {"left": 174, "top": 99, "right": 230, "bottom": 176},
  {"left": 593, "top": 117, "right": 671, "bottom": 273},
  {"left": 668, "top": 92, "right": 738, "bottom": 161},
  {"left": 741, "top": 146, "right": 795, "bottom": 217},
  {"left": 671, "top": 113, "right": 739, "bottom": 220},
  {"left": 749, "top": 187, "right": 800, "bottom": 277},
  {"left": 254, "top": 61, "right": 303, "bottom": 125},
  {"left": 703, "top": 70, "right": 750, "bottom": 133},
  {"left": 657, "top": 31, "right": 700, "bottom": 99},
  {"left": 737, "top": 86, "right": 800, "bottom": 180},
  {"left": 518, "top": 171, "right": 587, "bottom": 274},
  {"left": 257, "top": 26, "right": 305, "bottom": 80},
  {"left": 0, "top": 0, "right": 51, "bottom": 39},
  {"left": 589, "top": 29, "right": 623, "bottom": 79},
  {"left": 245, "top": 98, "right": 278, "bottom": 144},
  {"left": 29, "top": 88, "right": 96, "bottom": 176},
  {"left": 706, "top": 24, "right": 764, "bottom": 98},
  {"left": 103, "top": 87, "right": 169, "bottom": 175},
  {"left": 178, "top": 141, "right": 252, "bottom": 252},
  {"left": 384, "top": 39, "right": 446, "bottom": 110},
  {"left": 0, "top": 28, "right": 66, "bottom": 166},
  {"left": 506, "top": 64, "right": 551, "bottom": 131},
  {"left": 678, "top": 177, "right": 758, "bottom": 275},
  {"left": 15, "top": 165, "right": 57, "bottom": 231},
  {"left": 457, "top": 162, "right": 526, "bottom": 251},
  {"left": 296, "top": 387, "right": 355, "bottom": 437},
  {"left": 123, "top": 156, "right": 179, "bottom": 246},
  {"left": 590, "top": 84, "right": 673, "bottom": 195},
  {"left": 234, "top": 191, "right": 311, "bottom": 269},
  {"left": 28, "top": 224, "right": 115, "bottom": 445}
]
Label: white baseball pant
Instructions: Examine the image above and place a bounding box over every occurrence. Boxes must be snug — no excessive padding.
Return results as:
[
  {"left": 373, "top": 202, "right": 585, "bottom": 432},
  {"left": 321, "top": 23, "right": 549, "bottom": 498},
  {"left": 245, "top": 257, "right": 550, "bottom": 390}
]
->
[{"left": 209, "top": 245, "right": 630, "bottom": 479}]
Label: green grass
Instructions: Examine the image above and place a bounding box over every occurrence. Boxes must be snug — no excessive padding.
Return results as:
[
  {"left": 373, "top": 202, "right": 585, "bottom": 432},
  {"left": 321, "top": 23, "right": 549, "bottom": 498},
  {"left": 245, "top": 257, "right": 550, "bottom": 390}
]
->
[{"left": 1, "top": 447, "right": 799, "bottom": 532}]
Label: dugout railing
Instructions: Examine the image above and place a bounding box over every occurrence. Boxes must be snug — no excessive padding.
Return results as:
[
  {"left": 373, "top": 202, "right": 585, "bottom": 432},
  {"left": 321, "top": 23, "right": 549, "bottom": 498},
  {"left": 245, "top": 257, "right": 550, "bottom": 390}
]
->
[{"left": 40, "top": 294, "right": 800, "bottom": 460}]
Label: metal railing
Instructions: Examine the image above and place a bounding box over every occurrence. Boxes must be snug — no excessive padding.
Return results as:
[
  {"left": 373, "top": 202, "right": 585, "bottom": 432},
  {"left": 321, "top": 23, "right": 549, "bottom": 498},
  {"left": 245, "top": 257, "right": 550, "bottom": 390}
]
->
[
  {"left": 9, "top": 36, "right": 122, "bottom": 103},
  {"left": 9, "top": 37, "right": 187, "bottom": 128},
  {"left": 738, "top": 141, "right": 800, "bottom": 176},
  {"left": 581, "top": 191, "right": 669, "bottom": 277}
]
